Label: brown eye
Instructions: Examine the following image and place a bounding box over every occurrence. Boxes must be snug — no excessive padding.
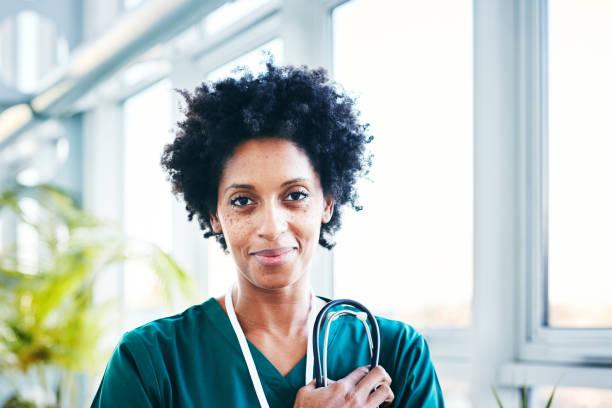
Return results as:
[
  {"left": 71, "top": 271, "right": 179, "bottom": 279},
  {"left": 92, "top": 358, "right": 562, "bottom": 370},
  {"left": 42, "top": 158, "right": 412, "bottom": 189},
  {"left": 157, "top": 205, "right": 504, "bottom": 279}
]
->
[
  {"left": 285, "top": 191, "right": 309, "bottom": 201},
  {"left": 230, "top": 196, "right": 254, "bottom": 207}
]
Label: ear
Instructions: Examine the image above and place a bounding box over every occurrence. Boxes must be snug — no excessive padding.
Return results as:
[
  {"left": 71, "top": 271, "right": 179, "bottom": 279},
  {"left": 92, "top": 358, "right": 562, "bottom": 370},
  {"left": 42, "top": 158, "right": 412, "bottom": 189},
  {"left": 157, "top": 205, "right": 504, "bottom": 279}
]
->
[
  {"left": 210, "top": 212, "right": 223, "bottom": 234},
  {"left": 321, "top": 196, "right": 334, "bottom": 224}
]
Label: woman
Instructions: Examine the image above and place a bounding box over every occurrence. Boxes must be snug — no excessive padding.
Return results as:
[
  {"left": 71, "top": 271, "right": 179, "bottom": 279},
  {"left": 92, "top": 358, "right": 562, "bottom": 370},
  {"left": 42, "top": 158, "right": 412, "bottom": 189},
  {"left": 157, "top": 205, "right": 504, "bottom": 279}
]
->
[{"left": 91, "top": 63, "right": 445, "bottom": 407}]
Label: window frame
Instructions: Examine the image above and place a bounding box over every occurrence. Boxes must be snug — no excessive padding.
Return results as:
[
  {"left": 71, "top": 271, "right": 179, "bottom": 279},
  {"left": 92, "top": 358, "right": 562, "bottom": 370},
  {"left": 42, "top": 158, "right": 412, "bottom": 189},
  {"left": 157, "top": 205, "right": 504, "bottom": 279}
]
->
[{"left": 517, "top": 0, "right": 612, "bottom": 365}]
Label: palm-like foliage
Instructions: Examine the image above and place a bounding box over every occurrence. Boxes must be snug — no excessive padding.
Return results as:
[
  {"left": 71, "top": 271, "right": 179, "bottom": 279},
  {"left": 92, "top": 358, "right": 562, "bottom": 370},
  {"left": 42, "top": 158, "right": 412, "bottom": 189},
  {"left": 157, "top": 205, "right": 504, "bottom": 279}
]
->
[{"left": 0, "top": 183, "right": 197, "bottom": 405}]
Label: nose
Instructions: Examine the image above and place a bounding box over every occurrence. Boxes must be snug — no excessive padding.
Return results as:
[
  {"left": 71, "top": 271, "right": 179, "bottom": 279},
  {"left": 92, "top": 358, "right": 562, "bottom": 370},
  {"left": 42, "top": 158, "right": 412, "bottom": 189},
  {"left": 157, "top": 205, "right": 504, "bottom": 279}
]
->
[{"left": 257, "top": 201, "right": 288, "bottom": 240}]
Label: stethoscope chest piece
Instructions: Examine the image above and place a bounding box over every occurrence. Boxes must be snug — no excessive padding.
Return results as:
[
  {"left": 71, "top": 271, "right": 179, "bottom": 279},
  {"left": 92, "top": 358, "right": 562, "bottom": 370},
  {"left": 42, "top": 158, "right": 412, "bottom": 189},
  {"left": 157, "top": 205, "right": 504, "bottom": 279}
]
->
[{"left": 312, "top": 299, "right": 381, "bottom": 388}]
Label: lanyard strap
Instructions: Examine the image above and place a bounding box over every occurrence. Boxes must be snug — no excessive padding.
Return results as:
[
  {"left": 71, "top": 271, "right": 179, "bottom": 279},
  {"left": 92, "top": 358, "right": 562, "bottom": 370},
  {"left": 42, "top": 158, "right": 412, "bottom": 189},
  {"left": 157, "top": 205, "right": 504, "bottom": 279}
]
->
[{"left": 225, "top": 284, "right": 316, "bottom": 408}]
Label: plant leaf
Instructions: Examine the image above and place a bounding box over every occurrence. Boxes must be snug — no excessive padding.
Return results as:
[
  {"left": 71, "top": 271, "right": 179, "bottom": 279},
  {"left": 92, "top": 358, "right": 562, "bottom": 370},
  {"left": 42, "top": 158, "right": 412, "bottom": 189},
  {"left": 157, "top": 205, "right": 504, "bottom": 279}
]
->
[
  {"left": 545, "top": 385, "right": 556, "bottom": 408},
  {"left": 0, "top": 183, "right": 198, "bottom": 376},
  {"left": 491, "top": 385, "right": 505, "bottom": 408}
]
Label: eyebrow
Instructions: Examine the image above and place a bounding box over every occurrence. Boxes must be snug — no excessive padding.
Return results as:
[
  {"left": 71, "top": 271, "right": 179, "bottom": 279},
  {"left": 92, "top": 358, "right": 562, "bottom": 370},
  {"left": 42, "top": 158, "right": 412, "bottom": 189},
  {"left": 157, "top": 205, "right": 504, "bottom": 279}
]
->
[
  {"left": 281, "top": 178, "right": 310, "bottom": 187},
  {"left": 224, "top": 178, "right": 311, "bottom": 193}
]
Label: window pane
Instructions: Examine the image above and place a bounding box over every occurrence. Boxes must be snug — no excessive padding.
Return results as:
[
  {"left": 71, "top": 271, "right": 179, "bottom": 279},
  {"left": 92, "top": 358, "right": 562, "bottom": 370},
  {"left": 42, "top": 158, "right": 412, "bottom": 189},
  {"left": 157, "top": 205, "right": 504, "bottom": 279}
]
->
[
  {"left": 123, "top": 0, "right": 148, "bottom": 11},
  {"left": 16, "top": 11, "right": 39, "bottom": 93},
  {"left": 532, "top": 386, "right": 612, "bottom": 408},
  {"left": 203, "top": 0, "right": 270, "bottom": 36},
  {"left": 439, "top": 378, "right": 471, "bottom": 408},
  {"left": 206, "top": 38, "right": 283, "bottom": 83},
  {"left": 548, "top": 0, "right": 612, "bottom": 327},
  {"left": 205, "top": 39, "right": 283, "bottom": 296},
  {"left": 123, "top": 78, "right": 174, "bottom": 328},
  {"left": 332, "top": 0, "right": 473, "bottom": 329}
]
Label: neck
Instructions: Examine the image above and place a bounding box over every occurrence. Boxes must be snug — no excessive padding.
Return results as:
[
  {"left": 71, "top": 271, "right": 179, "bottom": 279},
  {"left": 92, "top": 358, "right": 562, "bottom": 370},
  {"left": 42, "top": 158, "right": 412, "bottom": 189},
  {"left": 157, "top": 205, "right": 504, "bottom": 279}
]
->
[{"left": 232, "top": 276, "right": 312, "bottom": 337}]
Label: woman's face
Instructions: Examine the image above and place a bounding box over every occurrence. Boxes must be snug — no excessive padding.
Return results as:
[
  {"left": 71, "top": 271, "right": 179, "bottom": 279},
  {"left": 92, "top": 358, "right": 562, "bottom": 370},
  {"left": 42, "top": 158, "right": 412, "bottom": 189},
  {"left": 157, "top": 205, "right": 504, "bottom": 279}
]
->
[{"left": 210, "top": 138, "right": 334, "bottom": 291}]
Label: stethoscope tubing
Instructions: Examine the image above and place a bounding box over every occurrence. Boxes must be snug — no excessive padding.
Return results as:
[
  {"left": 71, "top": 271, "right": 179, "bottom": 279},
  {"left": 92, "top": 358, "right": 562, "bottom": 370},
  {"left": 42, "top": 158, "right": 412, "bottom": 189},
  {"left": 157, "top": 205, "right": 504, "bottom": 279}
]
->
[{"left": 312, "top": 298, "right": 381, "bottom": 388}]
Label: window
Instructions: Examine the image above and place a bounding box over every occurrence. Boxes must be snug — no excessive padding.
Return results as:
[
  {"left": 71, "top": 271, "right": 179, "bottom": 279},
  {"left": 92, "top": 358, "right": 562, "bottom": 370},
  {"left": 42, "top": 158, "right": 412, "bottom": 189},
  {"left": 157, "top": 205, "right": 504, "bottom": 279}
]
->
[
  {"left": 332, "top": 0, "right": 473, "bottom": 329},
  {"left": 514, "top": 0, "right": 612, "bottom": 393},
  {"left": 1, "top": 10, "right": 68, "bottom": 93},
  {"left": 123, "top": 0, "right": 148, "bottom": 11},
  {"left": 547, "top": 0, "right": 612, "bottom": 328},
  {"left": 122, "top": 78, "right": 175, "bottom": 330},
  {"left": 438, "top": 378, "right": 471, "bottom": 408},
  {"left": 0, "top": 31, "right": 3, "bottom": 72},
  {"left": 206, "top": 38, "right": 283, "bottom": 83},
  {"left": 203, "top": 0, "right": 271, "bottom": 36},
  {"left": 16, "top": 11, "right": 39, "bottom": 93}
]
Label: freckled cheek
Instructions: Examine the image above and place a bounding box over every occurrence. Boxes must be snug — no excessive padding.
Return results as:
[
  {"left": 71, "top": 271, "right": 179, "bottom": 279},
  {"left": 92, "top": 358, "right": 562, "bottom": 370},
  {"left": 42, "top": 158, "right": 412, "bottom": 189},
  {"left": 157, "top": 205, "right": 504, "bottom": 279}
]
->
[{"left": 220, "top": 212, "right": 255, "bottom": 252}]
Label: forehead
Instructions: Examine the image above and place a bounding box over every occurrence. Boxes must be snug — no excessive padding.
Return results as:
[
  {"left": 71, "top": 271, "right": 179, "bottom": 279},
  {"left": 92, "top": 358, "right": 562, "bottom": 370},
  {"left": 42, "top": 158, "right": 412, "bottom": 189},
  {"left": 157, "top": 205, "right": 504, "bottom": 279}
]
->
[{"left": 219, "top": 138, "right": 319, "bottom": 188}]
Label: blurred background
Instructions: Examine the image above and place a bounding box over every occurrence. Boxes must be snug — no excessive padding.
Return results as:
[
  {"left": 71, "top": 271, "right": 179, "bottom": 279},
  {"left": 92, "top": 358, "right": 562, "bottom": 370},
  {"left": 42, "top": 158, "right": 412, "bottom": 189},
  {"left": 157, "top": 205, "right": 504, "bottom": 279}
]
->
[{"left": 0, "top": 0, "right": 611, "bottom": 406}]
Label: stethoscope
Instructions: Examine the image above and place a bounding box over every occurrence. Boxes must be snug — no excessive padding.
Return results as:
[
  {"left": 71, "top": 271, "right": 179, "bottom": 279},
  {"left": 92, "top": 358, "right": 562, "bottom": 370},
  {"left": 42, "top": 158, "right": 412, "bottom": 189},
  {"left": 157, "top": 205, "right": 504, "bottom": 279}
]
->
[
  {"left": 226, "top": 285, "right": 381, "bottom": 408},
  {"left": 312, "top": 298, "right": 380, "bottom": 388}
]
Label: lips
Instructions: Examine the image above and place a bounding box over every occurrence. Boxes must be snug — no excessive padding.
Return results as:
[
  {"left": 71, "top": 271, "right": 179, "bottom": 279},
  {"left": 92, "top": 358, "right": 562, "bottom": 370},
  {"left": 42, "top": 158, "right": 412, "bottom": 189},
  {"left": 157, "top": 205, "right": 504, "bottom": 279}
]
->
[{"left": 251, "top": 247, "right": 296, "bottom": 266}]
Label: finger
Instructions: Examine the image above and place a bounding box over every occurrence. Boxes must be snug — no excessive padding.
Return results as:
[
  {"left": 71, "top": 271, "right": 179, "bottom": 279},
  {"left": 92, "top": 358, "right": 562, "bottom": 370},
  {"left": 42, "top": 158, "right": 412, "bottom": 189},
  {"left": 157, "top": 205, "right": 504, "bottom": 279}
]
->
[
  {"left": 302, "top": 379, "right": 317, "bottom": 390},
  {"left": 355, "top": 366, "right": 392, "bottom": 399},
  {"left": 319, "top": 378, "right": 337, "bottom": 389},
  {"left": 367, "top": 382, "right": 394, "bottom": 407},
  {"left": 339, "top": 365, "right": 370, "bottom": 385}
]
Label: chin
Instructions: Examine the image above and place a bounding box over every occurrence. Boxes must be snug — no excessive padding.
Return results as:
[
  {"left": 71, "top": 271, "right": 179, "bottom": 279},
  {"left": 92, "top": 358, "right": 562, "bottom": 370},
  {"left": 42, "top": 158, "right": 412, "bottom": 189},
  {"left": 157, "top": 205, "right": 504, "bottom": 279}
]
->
[{"left": 250, "top": 265, "right": 304, "bottom": 290}]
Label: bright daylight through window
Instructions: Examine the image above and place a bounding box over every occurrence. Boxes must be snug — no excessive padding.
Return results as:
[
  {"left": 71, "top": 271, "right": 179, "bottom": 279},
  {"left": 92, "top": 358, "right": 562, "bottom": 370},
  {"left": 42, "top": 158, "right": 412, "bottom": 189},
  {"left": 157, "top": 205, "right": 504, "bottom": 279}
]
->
[
  {"left": 123, "top": 78, "right": 174, "bottom": 330},
  {"left": 332, "top": 0, "right": 473, "bottom": 330},
  {"left": 547, "top": 0, "right": 612, "bottom": 328}
]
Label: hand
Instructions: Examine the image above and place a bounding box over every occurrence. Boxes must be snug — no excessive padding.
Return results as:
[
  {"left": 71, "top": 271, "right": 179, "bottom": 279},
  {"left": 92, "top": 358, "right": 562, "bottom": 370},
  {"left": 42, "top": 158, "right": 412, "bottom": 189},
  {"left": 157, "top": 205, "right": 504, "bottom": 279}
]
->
[{"left": 293, "top": 365, "right": 394, "bottom": 408}]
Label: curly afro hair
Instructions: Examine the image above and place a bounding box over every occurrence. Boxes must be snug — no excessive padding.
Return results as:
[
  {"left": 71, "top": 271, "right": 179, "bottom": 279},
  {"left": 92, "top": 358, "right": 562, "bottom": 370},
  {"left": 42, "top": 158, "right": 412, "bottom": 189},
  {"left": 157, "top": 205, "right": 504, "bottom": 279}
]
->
[{"left": 160, "top": 62, "right": 372, "bottom": 251}]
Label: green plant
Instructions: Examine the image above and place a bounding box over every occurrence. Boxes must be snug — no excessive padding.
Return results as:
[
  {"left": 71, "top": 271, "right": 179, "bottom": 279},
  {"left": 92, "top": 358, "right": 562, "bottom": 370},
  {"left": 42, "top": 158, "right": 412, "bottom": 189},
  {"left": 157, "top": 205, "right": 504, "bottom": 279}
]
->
[
  {"left": 0, "top": 183, "right": 198, "bottom": 407},
  {"left": 491, "top": 384, "right": 557, "bottom": 408}
]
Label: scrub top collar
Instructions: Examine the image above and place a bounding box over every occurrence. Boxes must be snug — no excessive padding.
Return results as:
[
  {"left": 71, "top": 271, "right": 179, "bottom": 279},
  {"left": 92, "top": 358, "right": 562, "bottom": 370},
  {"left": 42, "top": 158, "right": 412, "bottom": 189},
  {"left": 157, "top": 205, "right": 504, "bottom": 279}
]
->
[{"left": 201, "top": 294, "right": 342, "bottom": 388}]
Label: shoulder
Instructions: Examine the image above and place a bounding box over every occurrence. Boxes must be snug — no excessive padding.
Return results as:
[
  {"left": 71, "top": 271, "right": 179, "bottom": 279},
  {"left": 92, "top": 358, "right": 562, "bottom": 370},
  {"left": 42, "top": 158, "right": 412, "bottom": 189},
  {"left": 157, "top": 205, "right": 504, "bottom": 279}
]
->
[
  {"left": 374, "top": 316, "right": 431, "bottom": 371},
  {"left": 135, "top": 299, "right": 212, "bottom": 333},
  {"left": 374, "top": 316, "right": 446, "bottom": 407},
  {"left": 122, "top": 298, "right": 215, "bottom": 344},
  {"left": 375, "top": 316, "right": 425, "bottom": 352},
  {"left": 375, "top": 315, "right": 420, "bottom": 341},
  {"left": 92, "top": 298, "right": 222, "bottom": 407}
]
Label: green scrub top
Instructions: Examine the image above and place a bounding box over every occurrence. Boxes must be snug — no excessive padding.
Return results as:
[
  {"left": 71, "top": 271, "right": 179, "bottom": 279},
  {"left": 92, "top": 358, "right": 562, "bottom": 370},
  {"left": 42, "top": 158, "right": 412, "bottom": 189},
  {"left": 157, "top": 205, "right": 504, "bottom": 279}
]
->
[{"left": 91, "top": 297, "right": 445, "bottom": 407}]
